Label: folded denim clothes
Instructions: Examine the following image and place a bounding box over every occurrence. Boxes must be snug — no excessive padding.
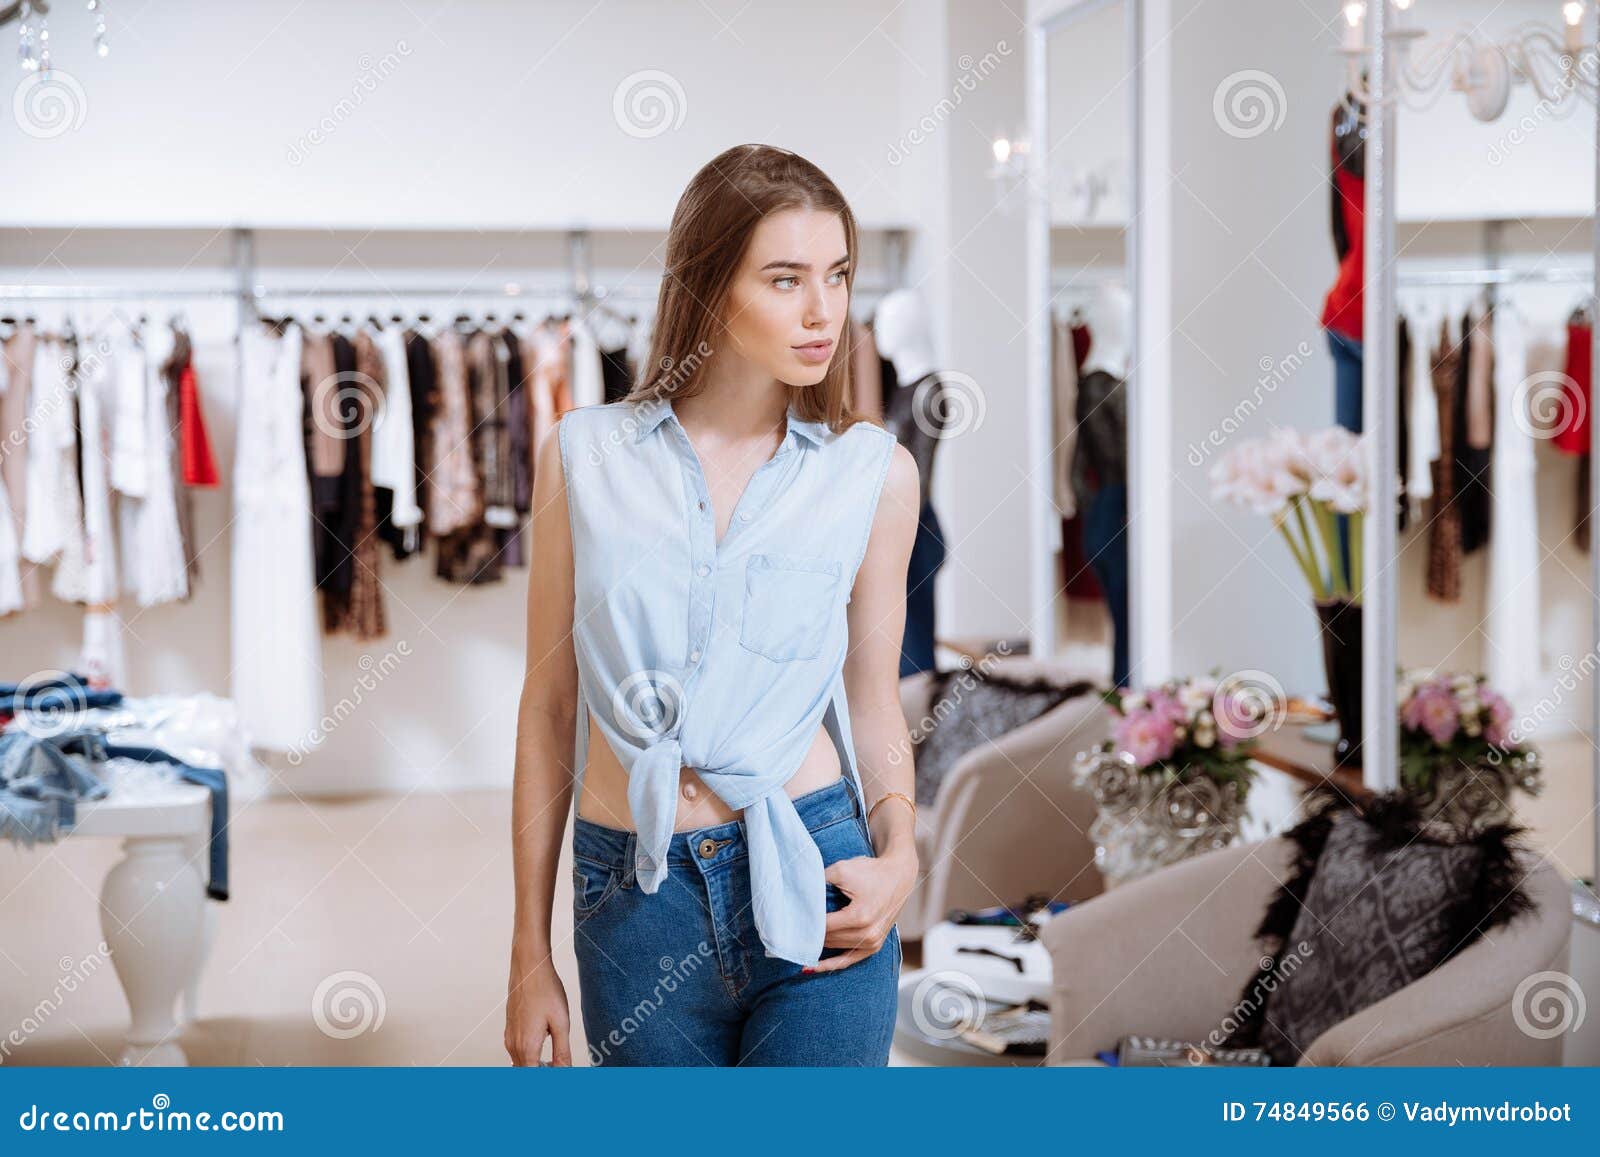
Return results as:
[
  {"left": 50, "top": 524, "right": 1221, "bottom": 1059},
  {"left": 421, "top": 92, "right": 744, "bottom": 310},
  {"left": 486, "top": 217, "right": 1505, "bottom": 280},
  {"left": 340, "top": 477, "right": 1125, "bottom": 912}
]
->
[{"left": 0, "top": 727, "right": 229, "bottom": 902}]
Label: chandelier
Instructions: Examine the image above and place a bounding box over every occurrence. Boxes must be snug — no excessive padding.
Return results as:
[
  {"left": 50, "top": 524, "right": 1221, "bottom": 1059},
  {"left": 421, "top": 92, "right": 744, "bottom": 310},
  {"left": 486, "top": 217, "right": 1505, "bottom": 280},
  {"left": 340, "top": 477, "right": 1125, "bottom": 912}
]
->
[
  {"left": 4, "top": 0, "right": 110, "bottom": 73},
  {"left": 1338, "top": 0, "right": 1596, "bottom": 122}
]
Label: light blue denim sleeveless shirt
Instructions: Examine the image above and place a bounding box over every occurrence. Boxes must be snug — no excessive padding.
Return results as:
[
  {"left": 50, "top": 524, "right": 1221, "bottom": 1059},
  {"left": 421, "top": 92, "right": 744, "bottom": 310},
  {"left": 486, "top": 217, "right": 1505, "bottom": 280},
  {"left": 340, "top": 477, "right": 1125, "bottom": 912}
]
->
[{"left": 559, "top": 395, "right": 897, "bottom": 966}]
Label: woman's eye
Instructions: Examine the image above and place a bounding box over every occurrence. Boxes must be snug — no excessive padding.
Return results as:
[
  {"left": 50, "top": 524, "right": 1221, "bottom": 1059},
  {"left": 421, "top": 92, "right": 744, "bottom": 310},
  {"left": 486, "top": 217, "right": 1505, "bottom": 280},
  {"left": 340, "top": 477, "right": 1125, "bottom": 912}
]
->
[
  {"left": 828, "top": 268, "right": 850, "bottom": 285},
  {"left": 774, "top": 276, "right": 799, "bottom": 290}
]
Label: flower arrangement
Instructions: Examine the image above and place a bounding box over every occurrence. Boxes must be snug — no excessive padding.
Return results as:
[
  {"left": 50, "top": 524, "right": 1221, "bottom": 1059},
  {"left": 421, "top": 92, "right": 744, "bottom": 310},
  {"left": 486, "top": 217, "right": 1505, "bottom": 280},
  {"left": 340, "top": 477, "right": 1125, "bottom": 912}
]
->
[
  {"left": 1397, "top": 669, "right": 1542, "bottom": 798},
  {"left": 1074, "top": 673, "right": 1272, "bottom": 886},
  {"left": 1091, "top": 673, "right": 1266, "bottom": 789},
  {"left": 1208, "top": 426, "right": 1369, "bottom": 603}
]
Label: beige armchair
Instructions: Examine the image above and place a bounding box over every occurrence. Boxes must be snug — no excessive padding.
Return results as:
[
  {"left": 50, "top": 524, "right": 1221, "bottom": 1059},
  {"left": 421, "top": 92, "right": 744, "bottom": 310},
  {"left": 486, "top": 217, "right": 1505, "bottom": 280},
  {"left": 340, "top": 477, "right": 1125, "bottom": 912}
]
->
[
  {"left": 1042, "top": 836, "right": 1574, "bottom": 1065},
  {"left": 895, "top": 659, "right": 1112, "bottom": 941}
]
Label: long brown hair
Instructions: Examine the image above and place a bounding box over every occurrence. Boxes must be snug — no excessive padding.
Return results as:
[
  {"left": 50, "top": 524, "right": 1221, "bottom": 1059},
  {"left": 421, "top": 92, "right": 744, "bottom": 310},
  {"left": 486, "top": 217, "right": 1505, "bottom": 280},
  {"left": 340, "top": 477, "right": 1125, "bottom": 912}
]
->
[{"left": 624, "top": 143, "right": 876, "bottom": 434}]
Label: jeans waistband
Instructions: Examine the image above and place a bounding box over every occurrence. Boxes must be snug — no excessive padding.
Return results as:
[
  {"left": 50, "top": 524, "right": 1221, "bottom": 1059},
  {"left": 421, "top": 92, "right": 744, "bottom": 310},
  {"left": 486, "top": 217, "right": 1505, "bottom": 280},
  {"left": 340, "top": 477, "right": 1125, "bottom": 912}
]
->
[{"left": 572, "top": 773, "right": 860, "bottom": 873}]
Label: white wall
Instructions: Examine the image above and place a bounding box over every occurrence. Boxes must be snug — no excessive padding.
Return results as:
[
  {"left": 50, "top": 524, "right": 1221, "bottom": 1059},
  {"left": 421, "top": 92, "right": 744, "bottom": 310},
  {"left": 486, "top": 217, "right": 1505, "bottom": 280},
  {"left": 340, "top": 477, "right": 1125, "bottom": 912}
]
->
[
  {"left": 1148, "top": 0, "right": 1348, "bottom": 697},
  {"left": 2, "top": 0, "right": 930, "bottom": 230}
]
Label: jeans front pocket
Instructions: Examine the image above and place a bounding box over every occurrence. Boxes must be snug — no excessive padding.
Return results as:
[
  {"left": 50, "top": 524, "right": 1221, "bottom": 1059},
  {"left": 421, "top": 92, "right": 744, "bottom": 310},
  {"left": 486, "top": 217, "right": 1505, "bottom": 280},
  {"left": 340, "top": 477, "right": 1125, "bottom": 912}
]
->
[
  {"left": 738, "top": 552, "right": 842, "bottom": 662},
  {"left": 572, "top": 855, "right": 621, "bottom": 920}
]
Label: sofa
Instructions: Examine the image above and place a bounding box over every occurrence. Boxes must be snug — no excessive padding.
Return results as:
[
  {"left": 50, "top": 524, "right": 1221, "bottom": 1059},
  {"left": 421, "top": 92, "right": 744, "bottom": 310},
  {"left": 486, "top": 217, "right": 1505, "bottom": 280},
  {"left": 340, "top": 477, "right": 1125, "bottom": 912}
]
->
[
  {"left": 1041, "top": 835, "right": 1574, "bottom": 1065},
  {"left": 894, "top": 658, "right": 1112, "bottom": 941}
]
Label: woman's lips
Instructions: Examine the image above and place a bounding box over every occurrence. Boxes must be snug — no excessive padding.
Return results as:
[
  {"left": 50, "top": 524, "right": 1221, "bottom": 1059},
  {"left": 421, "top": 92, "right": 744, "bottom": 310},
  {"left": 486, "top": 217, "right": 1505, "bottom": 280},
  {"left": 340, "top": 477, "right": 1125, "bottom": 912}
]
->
[{"left": 792, "top": 339, "right": 834, "bottom": 364}]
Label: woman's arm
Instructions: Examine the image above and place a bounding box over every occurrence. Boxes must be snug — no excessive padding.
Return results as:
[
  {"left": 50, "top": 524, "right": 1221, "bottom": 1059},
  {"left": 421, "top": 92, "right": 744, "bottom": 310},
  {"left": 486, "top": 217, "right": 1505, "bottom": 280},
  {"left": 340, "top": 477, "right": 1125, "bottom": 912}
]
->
[
  {"left": 812, "top": 438, "right": 922, "bottom": 972},
  {"left": 505, "top": 418, "right": 581, "bottom": 1065}
]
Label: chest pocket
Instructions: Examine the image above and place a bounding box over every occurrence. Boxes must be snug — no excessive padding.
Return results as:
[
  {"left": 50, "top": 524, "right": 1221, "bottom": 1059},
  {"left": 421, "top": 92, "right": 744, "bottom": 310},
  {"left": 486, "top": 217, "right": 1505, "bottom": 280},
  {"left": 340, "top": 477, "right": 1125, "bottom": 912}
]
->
[{"left": 739, "top": 552, "right": 843, "bottom": 662}]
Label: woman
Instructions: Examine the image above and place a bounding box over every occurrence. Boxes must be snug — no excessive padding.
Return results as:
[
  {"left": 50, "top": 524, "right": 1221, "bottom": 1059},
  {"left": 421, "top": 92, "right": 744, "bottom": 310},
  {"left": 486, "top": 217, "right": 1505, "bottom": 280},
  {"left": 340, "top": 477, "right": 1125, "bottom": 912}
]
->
[{"left": 505, "top": 144, "right": 921, "bottom": 1067}]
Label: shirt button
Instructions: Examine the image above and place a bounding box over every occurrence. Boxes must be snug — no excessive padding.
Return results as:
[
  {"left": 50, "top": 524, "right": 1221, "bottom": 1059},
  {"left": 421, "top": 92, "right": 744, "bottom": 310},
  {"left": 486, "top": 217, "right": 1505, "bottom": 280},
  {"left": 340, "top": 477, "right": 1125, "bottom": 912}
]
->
[
  {"left": 739, "top": 511, "right": 752, "bottom": 522},
  {"left": 697, "top": 564, "right": 710, "bottom": 577},
  {"left": 689, "top": 648, "right": 701, "bottom": 661},
  {"left": 697, "top": 837, "right": 717, "bottom": 859}
]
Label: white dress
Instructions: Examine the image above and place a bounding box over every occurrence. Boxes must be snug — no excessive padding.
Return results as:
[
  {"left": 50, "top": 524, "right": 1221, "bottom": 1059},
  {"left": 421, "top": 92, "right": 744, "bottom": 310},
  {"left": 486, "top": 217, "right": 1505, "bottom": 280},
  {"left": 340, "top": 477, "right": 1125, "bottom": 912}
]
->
[
  {"left": 118, "top": 325, "right": 189, "bottom": 607},
  {"left": 0, "top": 351, "right": 21, "bottom": 616},
  {"left": 1485, "top": 306, "right": 1541, "bottom": 713},
  {"left": 21, "top": 336, "right": 77, "bottom": 569},
  {"left": 369, "top": 325, "right": 423, "bottom": 545},
  {"left": 55, "top": 331, "right": 119, "bottom": 605},
  {"left": 231, "top": 323, "right": 324, "bottom": 752}
]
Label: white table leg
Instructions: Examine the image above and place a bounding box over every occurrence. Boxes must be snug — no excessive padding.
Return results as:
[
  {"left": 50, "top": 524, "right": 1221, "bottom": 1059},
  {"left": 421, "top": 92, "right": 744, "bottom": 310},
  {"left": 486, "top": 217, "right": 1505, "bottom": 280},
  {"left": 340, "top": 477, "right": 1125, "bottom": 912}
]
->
[
  {"left": 178, "top": 832, "right": 217, "bottom": 1025},
  {"left": 100, "top": 833, "right": 206, "bottom": 1066}
]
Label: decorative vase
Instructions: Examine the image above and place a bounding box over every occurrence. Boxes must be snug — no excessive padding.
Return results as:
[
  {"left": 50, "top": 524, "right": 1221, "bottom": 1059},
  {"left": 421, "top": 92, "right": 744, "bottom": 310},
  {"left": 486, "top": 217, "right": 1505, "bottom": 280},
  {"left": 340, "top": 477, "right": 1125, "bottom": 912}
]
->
[
  {"left": 1315, "top": 598, "right": 1362, "bottom": 769},
  {"left": 1407, "top": 752, "right": 1544, "bottom": 843},
  {"left": 1072, "top": 749, "right": 1251, "bottom": 889}
]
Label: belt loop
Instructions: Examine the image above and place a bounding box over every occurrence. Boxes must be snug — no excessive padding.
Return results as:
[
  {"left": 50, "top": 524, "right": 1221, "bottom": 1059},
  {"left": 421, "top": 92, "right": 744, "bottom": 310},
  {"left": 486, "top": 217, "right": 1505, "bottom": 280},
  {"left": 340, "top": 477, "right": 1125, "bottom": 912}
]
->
[{"left": 622, "top": 831, "right": 637, "bottom": 888}]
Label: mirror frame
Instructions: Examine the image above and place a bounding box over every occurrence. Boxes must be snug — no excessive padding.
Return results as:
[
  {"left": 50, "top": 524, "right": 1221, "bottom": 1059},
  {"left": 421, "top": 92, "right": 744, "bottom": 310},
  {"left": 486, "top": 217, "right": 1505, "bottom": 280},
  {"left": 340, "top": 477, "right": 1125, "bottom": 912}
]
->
[{"left": 1025, "top": 0, "right": 1149, "bottom": 680}]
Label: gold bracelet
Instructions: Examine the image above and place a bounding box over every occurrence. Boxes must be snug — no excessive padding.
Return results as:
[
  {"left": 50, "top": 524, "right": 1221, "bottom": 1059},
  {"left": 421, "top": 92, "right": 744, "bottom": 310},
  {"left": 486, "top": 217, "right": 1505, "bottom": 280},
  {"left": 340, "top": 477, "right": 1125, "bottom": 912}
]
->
[{"left": 867, "top": 791, "right": 916, "bottom": 826}]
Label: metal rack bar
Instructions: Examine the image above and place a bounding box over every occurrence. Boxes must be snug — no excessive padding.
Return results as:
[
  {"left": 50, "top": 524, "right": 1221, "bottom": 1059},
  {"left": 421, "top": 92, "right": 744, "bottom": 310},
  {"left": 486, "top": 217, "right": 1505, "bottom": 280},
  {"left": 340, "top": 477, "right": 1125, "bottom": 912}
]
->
[{"left": 1396, "top": 266, "right": 1594, "bottom": 287}]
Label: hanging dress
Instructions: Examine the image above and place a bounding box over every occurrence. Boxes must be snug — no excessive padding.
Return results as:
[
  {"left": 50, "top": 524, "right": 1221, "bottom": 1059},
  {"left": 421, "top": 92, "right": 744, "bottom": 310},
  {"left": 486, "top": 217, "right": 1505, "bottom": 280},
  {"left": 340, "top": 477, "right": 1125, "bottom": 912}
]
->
[{"left": 231, "top": 322, "right": 324, "bottom": 752}]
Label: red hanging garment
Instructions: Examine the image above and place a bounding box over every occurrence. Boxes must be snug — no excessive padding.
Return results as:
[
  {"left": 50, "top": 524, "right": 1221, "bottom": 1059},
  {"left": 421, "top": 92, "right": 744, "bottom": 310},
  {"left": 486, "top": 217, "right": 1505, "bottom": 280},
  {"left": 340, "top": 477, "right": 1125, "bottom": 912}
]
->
[
  {"left": 1552, "top": 323, "right": 1592, "bottom": 456},
  {"left": 179, "top": 363, "right": 220, "bottom": 486}
]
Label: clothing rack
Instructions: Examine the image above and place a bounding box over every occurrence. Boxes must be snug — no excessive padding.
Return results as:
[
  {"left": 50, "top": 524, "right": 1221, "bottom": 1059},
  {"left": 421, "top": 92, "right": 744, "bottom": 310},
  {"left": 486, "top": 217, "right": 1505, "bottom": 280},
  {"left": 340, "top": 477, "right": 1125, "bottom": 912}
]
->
[{"left": 1397, "top": 266, "right": 1594, "bottom": 287}]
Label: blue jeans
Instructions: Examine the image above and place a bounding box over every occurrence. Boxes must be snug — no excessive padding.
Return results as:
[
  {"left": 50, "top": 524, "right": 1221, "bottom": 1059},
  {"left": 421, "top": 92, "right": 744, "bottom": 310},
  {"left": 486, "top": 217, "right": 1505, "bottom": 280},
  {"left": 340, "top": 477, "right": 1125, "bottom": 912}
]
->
[
  {"left": 900, "top": 501, "right": 946, "bottom": 678},
  {"left": 1326, "top": 327, "right": 1363, "bottom": 585},
  {"left": 1083, "top": 483, "right": 1130, "bottom": 688},
  {"left": 571, "top": 775, "right": 902, "bottom": 1066}
]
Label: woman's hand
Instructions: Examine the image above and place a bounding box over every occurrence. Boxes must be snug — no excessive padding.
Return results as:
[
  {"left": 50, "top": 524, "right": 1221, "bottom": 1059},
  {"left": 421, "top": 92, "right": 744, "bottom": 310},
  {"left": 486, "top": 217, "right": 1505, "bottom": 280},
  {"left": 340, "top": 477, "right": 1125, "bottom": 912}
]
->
[
  {"left": 505, "top": 950, "right": 572, "bottom": 1066},
  {"left": 810, "top": 842, "right": 918, "bottom": 973}
]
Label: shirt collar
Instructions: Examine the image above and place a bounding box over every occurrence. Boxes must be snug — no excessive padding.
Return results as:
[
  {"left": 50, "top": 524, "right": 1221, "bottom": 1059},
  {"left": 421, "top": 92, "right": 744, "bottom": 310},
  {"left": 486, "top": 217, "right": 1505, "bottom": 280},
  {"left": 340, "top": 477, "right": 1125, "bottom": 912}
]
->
[{"left": 633, "top": 398, "right": 831, "bottom": 447}]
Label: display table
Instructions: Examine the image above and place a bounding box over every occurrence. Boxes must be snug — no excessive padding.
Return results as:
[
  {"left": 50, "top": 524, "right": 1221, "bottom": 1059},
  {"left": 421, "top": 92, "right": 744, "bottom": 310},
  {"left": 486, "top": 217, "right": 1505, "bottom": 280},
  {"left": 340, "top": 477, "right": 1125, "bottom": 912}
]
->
[
  {"left": 891, "top": 916, "right": 1058, "bottom": 1066},
  {"left": 65, "top": 782, "right": 216, "bottom": 1066}
]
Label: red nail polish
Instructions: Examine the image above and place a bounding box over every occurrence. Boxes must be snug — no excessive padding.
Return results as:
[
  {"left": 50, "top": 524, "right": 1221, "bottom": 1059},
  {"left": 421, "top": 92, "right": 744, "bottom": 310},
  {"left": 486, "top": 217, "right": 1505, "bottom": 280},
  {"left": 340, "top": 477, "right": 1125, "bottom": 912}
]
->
[{"left": 801, "top": 967, "right": 814, "bottom": 974}]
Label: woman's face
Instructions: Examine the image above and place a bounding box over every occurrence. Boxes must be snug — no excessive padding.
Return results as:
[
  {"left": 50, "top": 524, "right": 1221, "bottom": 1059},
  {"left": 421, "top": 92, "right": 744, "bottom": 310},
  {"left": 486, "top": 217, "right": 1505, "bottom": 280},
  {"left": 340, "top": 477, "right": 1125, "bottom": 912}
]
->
[{"left": 719, "top": 207, "right": 850, "bottom": 387}]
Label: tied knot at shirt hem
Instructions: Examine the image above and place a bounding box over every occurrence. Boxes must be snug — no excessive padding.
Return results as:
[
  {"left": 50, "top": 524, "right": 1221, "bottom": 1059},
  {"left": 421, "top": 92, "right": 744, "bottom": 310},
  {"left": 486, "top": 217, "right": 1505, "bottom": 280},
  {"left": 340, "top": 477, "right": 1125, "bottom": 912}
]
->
[{"left": 623, "top": 733, "right": 830, "bottom": 967}]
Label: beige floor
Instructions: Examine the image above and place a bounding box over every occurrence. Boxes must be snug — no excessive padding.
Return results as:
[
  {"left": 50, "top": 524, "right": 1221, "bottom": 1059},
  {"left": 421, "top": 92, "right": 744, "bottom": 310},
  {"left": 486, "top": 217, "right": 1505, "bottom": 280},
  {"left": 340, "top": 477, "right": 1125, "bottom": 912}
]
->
[
  {"left": 0, "top": 786, "right": 935, "bottom": 1066},
  {"left": 0, "top": 733, "right": 1589, "bottom": 1068}
]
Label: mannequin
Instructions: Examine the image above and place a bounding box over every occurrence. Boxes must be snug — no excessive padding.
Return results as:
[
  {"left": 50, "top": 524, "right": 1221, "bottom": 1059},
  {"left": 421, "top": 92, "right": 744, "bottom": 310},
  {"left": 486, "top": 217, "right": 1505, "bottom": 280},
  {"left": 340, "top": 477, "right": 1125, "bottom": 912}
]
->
[
  {"left": 1069, "top": 285, "right": 1131, "bottom": 688},
  {"left": 874, "top": 288, "right": 937, "bottom": 387},
  {"left": 872, "top": 289, "right": 947, "bottom": 677},
  {"left": 1080, "top": 284, "right": 1131, "bottom": 378}
]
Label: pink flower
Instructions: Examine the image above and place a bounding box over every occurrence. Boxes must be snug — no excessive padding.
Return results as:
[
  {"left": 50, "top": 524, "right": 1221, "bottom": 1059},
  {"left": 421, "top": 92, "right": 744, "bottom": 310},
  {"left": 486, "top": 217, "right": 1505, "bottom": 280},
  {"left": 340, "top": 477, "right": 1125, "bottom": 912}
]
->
[
  {"left": 1114, "top": 708, "right": 1177, "bottom": 769},
  {"left": 1481, "top": 690, "right": 1513, "bottom": 747},
  {"left": 1401, "top": 680, "right": 1460, "bottom": 745},
  {"left": 1146, "top": 689, "right": 1188, "bottom": 727}
]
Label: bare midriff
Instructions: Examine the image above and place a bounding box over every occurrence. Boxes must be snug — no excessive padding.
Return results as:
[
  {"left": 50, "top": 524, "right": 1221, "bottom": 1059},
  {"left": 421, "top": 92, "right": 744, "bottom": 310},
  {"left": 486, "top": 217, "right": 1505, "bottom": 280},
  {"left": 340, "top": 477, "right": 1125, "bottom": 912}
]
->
[{"left": 573, "top": 711, "right": 844, "bottom": 832}]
